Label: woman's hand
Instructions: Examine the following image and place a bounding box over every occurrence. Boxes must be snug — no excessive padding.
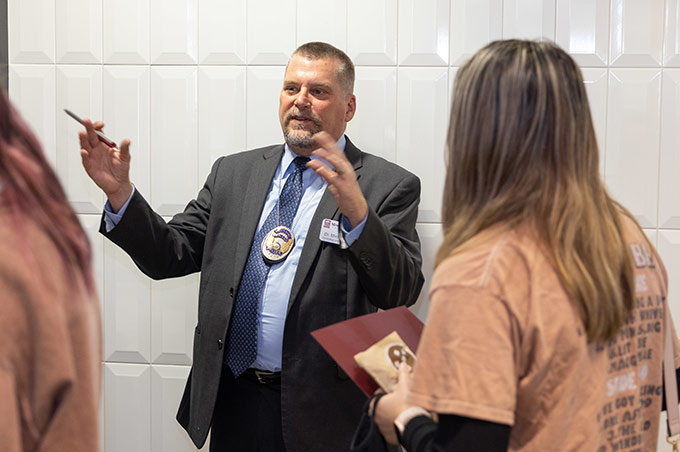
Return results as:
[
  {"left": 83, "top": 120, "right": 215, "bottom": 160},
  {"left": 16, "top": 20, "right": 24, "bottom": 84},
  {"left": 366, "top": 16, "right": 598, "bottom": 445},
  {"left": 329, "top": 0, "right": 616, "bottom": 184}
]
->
[{"left": 374, "top": 363, "right": 414, "bottom": 444}]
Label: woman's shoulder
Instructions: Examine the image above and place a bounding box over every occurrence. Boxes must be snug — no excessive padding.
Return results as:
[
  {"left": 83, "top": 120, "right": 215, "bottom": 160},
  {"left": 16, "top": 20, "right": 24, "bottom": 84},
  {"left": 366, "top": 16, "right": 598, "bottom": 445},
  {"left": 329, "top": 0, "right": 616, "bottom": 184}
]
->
[
  {"left": 432, "top": 225, "right": 544, "bottom": 296},
  {"left": 0, "top": 205, "right": 86, "bottom": 313}
]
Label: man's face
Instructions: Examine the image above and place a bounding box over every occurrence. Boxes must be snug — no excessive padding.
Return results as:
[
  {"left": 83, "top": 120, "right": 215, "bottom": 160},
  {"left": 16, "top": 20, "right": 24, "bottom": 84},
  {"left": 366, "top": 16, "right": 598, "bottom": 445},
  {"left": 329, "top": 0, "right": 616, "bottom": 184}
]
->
[{"left": 279, "top": 55, "right": 356, "bottom": 156}]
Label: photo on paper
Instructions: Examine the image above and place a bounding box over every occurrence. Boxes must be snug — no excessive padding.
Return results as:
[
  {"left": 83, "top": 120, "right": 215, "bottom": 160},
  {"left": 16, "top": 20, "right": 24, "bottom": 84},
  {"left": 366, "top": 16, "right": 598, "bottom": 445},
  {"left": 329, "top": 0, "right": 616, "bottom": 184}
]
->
[{"left": 353, "top": 331, "right": 416, "bottom": 392}]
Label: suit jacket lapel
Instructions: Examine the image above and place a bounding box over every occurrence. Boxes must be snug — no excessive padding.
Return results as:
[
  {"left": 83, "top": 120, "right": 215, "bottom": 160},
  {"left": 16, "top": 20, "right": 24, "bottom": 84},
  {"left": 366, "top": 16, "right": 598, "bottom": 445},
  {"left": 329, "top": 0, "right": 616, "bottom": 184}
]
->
[
  {"left": 233, "top": 145, "right": 283, "bottom": 290},
  {"left": 287, "top": 136, "right": 363, "bottom": 313}
]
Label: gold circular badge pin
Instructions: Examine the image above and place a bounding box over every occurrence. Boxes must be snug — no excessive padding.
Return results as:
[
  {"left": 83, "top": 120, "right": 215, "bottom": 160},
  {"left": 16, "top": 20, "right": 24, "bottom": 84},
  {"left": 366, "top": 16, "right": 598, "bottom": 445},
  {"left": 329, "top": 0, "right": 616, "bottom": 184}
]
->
[{"left": 261, "top": 226, "right": 295, "bottom": 265}]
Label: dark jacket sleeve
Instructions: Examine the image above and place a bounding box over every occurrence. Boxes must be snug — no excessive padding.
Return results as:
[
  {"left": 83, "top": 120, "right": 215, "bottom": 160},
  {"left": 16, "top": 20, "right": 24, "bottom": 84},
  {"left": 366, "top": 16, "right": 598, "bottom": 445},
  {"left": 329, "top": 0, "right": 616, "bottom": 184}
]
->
[
  {"left": 346, "top": 172, "right": 424, "bottom": 309},
  {"left": 401, "top": 414, "right": 511, "bottom": 452},
  {"left": 100, "top": 158, "right": 222, "bottom": 280}
]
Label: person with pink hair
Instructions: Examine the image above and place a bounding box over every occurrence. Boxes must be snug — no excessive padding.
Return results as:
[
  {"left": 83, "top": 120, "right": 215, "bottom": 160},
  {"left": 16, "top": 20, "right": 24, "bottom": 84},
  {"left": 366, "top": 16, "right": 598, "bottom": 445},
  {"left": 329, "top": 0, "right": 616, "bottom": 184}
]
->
[{"left": 0, "top": 89, "right": 101, "bottom": 452}]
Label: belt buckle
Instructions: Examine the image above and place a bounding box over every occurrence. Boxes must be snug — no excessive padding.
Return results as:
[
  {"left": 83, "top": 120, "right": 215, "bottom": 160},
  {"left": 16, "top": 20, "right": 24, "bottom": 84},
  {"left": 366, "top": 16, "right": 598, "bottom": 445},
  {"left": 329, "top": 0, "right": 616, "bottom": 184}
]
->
[{"left": 254, "top": 369, "right": 271, "bottom": 384}]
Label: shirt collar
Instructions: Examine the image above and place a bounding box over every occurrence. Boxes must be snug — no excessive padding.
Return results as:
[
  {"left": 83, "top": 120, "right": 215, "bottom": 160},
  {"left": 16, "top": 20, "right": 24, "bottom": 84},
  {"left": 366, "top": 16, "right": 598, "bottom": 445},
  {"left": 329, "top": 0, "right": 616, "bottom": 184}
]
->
[{"left": 281, "top": 134, "right": 347, "bottom": 175}]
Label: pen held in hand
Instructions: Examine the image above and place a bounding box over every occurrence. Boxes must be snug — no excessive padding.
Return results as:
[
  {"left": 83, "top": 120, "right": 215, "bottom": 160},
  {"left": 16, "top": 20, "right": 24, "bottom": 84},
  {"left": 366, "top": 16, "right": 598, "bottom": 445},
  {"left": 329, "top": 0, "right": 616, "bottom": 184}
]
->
[{"left": 64, "top": 108, "right": 117, "bottom": 149}]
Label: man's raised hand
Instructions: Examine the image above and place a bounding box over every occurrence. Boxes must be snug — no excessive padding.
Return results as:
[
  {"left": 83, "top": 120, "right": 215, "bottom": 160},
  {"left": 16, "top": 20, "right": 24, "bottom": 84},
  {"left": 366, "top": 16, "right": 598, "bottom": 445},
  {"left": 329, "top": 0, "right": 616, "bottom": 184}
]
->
[{"left": 79, "top": 119, "right": 133, "bottom": 212}]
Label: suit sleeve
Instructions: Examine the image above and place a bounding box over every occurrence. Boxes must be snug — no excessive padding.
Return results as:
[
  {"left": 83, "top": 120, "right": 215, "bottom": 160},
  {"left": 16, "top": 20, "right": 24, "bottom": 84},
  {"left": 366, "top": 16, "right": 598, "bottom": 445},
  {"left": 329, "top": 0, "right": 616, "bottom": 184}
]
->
[
  {"left": 346, "top": 172, "right": 424, "bottom": 309},
  {"left": 102, "top": 157, "right": 222, "bottom": 280}
]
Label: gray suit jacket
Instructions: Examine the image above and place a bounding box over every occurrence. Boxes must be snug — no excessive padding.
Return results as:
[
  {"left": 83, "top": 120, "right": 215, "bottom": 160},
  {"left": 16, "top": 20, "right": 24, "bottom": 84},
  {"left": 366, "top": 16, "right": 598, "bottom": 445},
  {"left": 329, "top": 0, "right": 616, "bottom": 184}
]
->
[{"left": 102, "top": 137, "right": 424, "bottom": 451}]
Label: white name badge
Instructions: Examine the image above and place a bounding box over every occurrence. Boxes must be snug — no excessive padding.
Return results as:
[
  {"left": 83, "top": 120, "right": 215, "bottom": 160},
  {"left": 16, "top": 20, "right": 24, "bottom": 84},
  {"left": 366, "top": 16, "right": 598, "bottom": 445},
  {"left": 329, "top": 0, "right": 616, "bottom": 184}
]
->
[{"left": 319, "top": 218, "right": 340, "bottom": 245}]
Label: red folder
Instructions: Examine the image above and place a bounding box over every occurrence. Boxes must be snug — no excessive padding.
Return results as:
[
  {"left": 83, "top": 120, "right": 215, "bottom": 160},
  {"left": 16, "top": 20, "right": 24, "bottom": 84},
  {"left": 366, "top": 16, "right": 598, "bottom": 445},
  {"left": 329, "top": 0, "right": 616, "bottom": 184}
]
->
[{"left": 311, "top": 306, "right": 424, "bottom": 396}]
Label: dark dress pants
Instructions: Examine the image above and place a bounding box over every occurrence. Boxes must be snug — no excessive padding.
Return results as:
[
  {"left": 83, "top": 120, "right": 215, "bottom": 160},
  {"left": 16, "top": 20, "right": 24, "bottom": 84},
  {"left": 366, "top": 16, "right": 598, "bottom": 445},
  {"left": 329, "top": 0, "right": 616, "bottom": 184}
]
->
[{"left": 209, "top": 365, "right": 286, "bottom": 452}]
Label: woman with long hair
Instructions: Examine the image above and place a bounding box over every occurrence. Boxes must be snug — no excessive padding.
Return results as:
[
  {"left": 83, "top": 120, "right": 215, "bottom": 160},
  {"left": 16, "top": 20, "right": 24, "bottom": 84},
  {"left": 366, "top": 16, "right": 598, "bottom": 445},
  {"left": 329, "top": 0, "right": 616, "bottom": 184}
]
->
[
  {"left": 374, "top": 40, "right": 679, "bottom": 451},
  {"left": 0, "top": 89, "right": 101, "bottom": 452}
]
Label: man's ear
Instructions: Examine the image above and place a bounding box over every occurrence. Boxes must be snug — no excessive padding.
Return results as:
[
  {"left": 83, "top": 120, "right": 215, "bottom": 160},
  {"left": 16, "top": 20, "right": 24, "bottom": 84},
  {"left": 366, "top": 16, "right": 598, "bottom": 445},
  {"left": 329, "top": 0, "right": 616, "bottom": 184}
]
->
[{"left": 345, "top": 94, "right": 356, "bottom": 122}]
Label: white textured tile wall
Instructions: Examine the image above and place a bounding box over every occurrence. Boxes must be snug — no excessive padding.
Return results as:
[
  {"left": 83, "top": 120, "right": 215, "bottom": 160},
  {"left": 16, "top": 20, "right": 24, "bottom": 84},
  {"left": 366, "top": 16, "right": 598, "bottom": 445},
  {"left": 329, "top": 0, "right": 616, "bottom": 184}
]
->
[
  {"left": 555, "top": 0, "right": 609, "bottom": 66},
  {"left": 104, "top": 364, "right": 152, "bottom": 452},
  {"left": 503, "top": 0, "right": 556, "bottom": 40},
  {"left": 103, "top": 242, "right": 151, "bottom": 364},
  {"left": 151, "top": 366, "right": 197, "bottom": 452},
  {"left": 55, "top": 0, "right": 103, "bottom": 64},
  {"left": 347, "top": 0, "right": 397, "bottom": 65},
  {"left": 149, "top": 0, "right": 197, "bottom": 65},
  {"left": 9, "top": 0, "right": 55, "bottom": 63},
  {"left": 396, "top": 67, "right": 449, "bottom": 223},
  {"left": 103, "top": 0, "right": 149, "bottom": 64},
  {"left": 449, "top": 0, "right": 503, "bottom": 65},
  {"left": 610, "top": 0, "right": 664, "bottom": 67},
  {"left": 581, "top": 68, "right": 608, "bottom": 174},
  {"left": 151, "top": 275, "right": 199, "bottom": 365},
  {"left": 56, "top": 64, "right": 104, "bottom": 213},
  {"left": 605, "top": 69, "right": 662, "bottom": 228},
  {"left": 297, "top": 0, "right": 347, "bottom": 50},
  {"left": 398, "top": 0, "right": 450, "bottom": 66},
  {"left": 247, "top": 0, "right": 296, "bottom": 64},
  {"left": 665, "top": 0, "right": 680, "bottom": 67},
  {"left": 198, "top": 0, "right": 246, "bottom": 65},
  {"left": 9, "top": 64, "right": 56, "bottom": 164},
  {"left": 346, "top": 67, "right": 397, "bottom": 162},
  {"left": 150, "top": 66, "right": 198, "bottom": 214},
  {"left": 7, "top": 1, "right": 680, "bottom": 451},
  {"left": 198, "top": 66, "right": 247, "bottom": 176}
]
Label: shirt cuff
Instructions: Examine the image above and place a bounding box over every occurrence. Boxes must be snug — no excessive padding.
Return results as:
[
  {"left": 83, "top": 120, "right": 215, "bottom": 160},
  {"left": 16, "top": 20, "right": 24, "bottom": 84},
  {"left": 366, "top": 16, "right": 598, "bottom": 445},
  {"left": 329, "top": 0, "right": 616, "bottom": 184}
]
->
[
  {"left": 103, "top": 186, "right": 136, "bottom": 232},
  {"left": 340, "top": 212, "right": 367, "bottom": 247}
]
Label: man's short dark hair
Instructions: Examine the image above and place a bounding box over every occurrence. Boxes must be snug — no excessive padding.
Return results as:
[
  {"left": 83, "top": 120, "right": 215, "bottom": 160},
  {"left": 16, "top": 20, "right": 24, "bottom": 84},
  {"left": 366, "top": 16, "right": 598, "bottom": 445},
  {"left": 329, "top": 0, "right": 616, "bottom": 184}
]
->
[{"left": 291, "top": 42, "right": 355, "bottom": 95}]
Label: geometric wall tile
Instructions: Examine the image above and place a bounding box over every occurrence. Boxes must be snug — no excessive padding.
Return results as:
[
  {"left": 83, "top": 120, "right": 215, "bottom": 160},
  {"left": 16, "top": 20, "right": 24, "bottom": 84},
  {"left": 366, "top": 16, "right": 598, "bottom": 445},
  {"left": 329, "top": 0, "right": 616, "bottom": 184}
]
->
[
  {"left": 555, "top": 0, "right": 609, "bottom": 67},
  {"left": 449, "top": 0, "right": 502, "bottom": 66},
  {"left": 198, "top": 0, "right": 246, "bottom": 64},
  {"left": 104, "top": 364, "right": 151, "bottom": 452},
  {"left": 55, "top": 0, "right": 102, "bottom": 64},
  {"left": 55, "top": 65, "right": 104, "bottom": 214},
  {"left": 396, "top": 67, "right": 449, "bottom": 223},
  {"left": 410, "top": 223, "right": 443, "bottom": 322},
  {"left": 398, "top": 0, "right": 449, "bottom": 66},
  {"left": 581, "top": 68, "right": 608, "bottom": 177},
  {"left": 247, "top": 0, "right": 295, "bottom": 64},
  {"left": 657, "top": 230, "right": 680, "bottom": 326},
  {"left": 297, "top": 0, "right": 347, "bottom": 51},
  {"left": 658, "top": 70, "right": 680, "bottom": 228},
  {"left": 151, "top": 366, "right": 204, "bottom": 451},
  {"left": 610, "top": 0, "right": 664, "bottom": 67},
  {"left": 8, "top": 0, "right": 56, "bottom": 63},
  {"left": 104, "top": 241, "right": 152, "bottom": 363},
  {"left": 9, "top": 65, "right": 57, "bottom": 165},
  {"left": 246, "top": 66, "right": 286, "bottom": 150},
  {"left": 78, "top": 214, "right": 106, "bottom": 307},
  {"left": 605, "top": 69, "right": 662, "bottom": 228},
  {"left": 150, "top": 66, "right": 198, "bottom": 215},
  {"left": 198, "top": 66, "right": 247, "bottom": 180},
  {"left": 103, "top": 66, "right": 151, "bottom": 196},
  {"left": 103, "top": 0, "right": 150, "bottom": 64},
  {"left": 149, "top": 0, "right": 197, "bottom": 64},
  {"left": 151, "top": 275, "right": 199, "bottom": 365},
  {"left": 346, "top": 67, "right": 397, "bottom": 162},
  {"left": 347, "top": 0, "right": 397, "bottom": 65},
  {"left": 503, "top": 0, "right": 556, "bottom": 41},
  {"left": 665, "top": 0, "right": 680, "bottom": 66}
]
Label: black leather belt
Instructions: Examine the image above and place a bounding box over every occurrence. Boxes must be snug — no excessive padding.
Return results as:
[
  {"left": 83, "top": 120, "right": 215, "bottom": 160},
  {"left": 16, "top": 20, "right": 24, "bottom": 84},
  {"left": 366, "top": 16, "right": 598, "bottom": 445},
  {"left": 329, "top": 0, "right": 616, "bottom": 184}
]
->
[{"left": 242, "top": 368, "right": 281, "bottom": 385}]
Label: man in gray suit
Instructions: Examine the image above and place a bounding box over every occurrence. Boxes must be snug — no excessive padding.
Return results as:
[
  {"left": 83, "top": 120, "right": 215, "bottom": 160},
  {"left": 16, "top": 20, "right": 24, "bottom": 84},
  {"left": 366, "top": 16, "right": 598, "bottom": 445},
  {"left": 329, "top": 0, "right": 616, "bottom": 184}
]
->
[{"left": 79, "top": 42, "right": 423, "bottom": 452}]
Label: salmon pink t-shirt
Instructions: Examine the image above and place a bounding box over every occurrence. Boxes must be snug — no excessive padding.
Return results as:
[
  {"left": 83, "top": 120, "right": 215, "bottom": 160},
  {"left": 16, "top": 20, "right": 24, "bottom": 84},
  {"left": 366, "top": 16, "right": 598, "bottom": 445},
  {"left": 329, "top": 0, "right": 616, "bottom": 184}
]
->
[{"left": 408, "top": 219, "right": 680, "bottom": 451}]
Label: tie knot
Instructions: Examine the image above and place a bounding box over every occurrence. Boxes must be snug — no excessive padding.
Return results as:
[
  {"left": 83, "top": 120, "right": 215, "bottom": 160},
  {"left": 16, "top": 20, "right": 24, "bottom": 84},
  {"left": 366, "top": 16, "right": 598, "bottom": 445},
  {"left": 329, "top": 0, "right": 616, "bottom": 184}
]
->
[{"left": 293, "top": 156, "right": 310, "bottom": 172}]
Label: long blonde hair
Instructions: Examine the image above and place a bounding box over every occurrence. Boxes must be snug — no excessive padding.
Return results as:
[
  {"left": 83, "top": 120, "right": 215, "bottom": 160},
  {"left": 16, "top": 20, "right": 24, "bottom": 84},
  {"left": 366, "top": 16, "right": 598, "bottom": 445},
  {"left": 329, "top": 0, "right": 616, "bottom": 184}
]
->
[{"left": 437, "top": 40, "right": 635, "bottom": 342}]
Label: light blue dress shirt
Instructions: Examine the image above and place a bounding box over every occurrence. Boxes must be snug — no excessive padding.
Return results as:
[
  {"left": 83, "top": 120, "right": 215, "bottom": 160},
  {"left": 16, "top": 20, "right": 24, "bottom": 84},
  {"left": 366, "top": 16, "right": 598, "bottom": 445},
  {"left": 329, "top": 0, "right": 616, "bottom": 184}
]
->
[{"left": 103, "top": 135, "right": 367, "bottom": 371}]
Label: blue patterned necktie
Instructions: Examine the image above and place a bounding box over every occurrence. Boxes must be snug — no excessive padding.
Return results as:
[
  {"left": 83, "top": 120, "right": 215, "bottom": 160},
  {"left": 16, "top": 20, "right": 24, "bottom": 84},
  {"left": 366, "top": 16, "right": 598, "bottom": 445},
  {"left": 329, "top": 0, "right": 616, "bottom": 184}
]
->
[{"left": 225, "top": 156, "right": 310, "bottom": 376}]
